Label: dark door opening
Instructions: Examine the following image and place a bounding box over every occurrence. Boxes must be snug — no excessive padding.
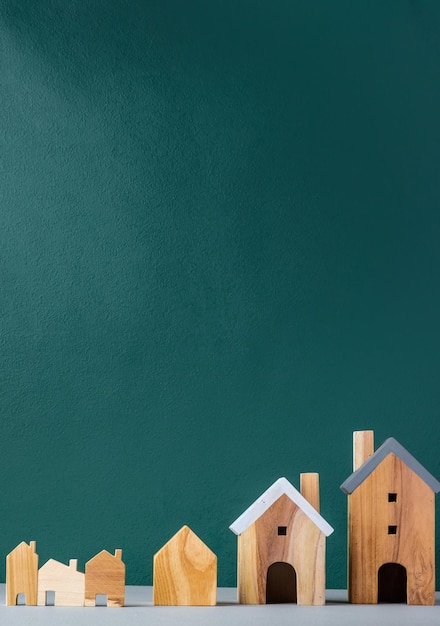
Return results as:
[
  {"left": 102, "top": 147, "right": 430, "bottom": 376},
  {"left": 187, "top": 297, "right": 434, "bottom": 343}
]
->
[
  {"left": 266, "top": 562, "right": 297, "bottom": 604},
  {"left": 378, "top": 563, "right": 407, "bottom": 603}
]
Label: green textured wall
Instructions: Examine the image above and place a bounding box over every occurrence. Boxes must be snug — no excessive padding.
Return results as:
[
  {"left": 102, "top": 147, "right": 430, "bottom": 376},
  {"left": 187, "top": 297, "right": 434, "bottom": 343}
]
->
[{"left": 1, "top": 0, "right": 440, "bottom": 588}]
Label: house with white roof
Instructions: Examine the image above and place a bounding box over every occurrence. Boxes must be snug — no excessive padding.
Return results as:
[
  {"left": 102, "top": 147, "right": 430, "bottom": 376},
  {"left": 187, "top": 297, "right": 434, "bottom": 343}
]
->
[{"left": 230, "top": 473, "right": 334, "bottom": 605}]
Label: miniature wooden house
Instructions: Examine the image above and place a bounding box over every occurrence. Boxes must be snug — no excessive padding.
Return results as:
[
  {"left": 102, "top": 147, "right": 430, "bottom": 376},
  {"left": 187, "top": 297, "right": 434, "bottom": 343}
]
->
[
  {"left": 37, "top": 558, "right": 85, "bottom": 606},
  {"left": 340, "top": 430, "right": 440, "bottom": 605},
  {"left": 6, "top": 541, "right": 39, "bottom": 606},
  {"left": 153, "top": 525, "right": 217, "bottom": 606},
  {"left": 229, "top": 474, "right": 334, "bottom": 605},
  {"left": 85, "top": 549, "right": 125, "bottom": 607}
]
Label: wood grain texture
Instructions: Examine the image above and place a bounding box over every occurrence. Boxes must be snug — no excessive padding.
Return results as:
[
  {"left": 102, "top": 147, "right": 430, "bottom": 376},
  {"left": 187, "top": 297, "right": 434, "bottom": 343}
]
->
[
  {"left": 300, "top": 473, "right": 320, "bottom": 512},
  {"left": 237, "top": 494, "right": 326, "bottom": 605},
  {"left": 353, "top": 430, "right": 374, "bottom": 471},
  {"left": 37, "top": 558, "right": 85, "bottom": 606},
  {"left": 6, "top": 541, "right": 38, "bottom": 606},
  {"left": 85, "top": 549, "right": 125, "bottom": 607},
  {"left": 348, "top": 453, "right": 435, "bottom": 605},
  {"left": 153, "top": 526, "right": 217, "bottom": 606}
]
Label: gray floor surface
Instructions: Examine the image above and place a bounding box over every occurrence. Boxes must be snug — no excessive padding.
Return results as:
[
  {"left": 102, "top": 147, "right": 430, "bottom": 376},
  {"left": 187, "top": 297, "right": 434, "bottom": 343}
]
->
[{"left": 1, "top": 586, "right": 440, "bottom": 625}]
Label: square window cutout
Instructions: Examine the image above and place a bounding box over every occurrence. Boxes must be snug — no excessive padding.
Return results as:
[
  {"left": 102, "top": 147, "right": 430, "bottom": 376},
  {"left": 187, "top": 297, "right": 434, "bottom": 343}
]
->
[
  {"left": 388, "top": 525, "right": 397, "bottom": 535},
  {"left": 388, "top": 493, "right": 397, "bottom": 502},
  {"left": 278, "top": 526, "right": 287, "bottom": 536}
]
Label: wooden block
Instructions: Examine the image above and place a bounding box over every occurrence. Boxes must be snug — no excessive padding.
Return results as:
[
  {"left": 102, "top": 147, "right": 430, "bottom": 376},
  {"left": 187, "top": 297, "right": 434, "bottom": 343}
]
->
[
  {"left": 85, "top": 549, "right": 125, "bottom": 607},
  {"left": 37, "top": 558, "right": 85, "bottom": 606},
  {"left": 300, "top": 473, "right": 320, "bottom": 512},
  {"left": 153, "top": 526, "right": 217, "bottom": 606},
  {"left": 6, "top": 541, "right": 38, "bottom": 606}
]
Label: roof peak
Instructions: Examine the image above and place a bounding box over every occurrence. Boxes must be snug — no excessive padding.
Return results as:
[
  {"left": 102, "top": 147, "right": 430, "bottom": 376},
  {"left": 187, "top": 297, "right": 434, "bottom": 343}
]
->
[
  {"left": 341, "top": 435, "right": 440, "bottom": 494},
  {"left": 229, "top": 476, "right": 334, "bottom": 537}
]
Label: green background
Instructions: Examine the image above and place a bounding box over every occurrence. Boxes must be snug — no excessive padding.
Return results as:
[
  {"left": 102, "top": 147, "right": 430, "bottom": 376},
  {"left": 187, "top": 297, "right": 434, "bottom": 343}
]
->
[{"left": 1, "top": 0, "right": 440, "bottom": 588}]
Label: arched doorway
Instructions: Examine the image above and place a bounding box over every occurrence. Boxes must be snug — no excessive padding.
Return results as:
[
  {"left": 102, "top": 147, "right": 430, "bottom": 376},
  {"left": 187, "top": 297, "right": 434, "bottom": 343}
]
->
[
  {"left": 266, "top": 562, "right": 297, "bottom": 604},
  {"left": 378, "top": 563, "right": 407, "bottom": 603}
]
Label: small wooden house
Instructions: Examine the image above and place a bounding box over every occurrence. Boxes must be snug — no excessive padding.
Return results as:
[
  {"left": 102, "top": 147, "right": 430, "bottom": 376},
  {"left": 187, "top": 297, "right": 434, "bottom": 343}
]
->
[
  {"left": 153, "top": 525, "right": 217, "bottom": 606},
  {"left": 340, "top": 430, "right": 440, "bottom": 605},
  {"left": 229, "top": 474, "right": 334, "bottom": 605},
  {"left": 85, "top": 549, "right": 125, "bottom": 607},
  {"left": 37, "top": 558, "right": 85, "bottom": 606},
  {"left": 6, "top": 541, "right": 39, "bottom": 606}
]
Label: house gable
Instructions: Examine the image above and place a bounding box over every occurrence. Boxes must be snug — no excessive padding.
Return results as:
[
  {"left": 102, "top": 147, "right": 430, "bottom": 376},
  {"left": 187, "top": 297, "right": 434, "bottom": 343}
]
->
[
  {"left": 229, "top": 477, "right": 334, "bottom": 537},
  {"left": 39, "top": 558, "right": 83, "bottom": 580},
  {"left": 340, "top": 437, "right": 440, "bottom": 495},
  {"left": 87, "top": 550, "right": 124, "bottom": 571},
  {"left": 154, "top": 526, "right": 216, "bottom": 568}
]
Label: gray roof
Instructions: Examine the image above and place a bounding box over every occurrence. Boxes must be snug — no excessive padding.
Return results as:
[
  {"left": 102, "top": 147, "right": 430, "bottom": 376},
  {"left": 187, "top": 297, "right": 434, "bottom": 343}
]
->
[{"left": 340, "top": 437, "right": 440, "bottom": 495}]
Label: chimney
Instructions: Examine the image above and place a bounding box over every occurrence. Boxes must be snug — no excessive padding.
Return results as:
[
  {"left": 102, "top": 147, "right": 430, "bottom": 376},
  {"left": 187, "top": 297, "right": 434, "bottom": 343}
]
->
[
  {"left": 30, "top": 541, "right": 36, "bottom": 552},
  {"left": 69, "top": 559, "right": 78, "bottom": 570},
  {"left": 300, "top": 472, "right": 320, "bottom": 512},
  {"left": 353, "top": 430, "right": 374, "bottom": 471},
  {"left": 115, "top": 549, "right": 122, "bottom": 560}
]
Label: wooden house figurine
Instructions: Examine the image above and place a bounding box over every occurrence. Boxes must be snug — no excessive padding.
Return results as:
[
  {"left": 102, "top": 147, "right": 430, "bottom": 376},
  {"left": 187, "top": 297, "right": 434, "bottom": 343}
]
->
[
  {"left": 6, "top": 541, "right": 39, "bottom": 606},
  {"left": 85, "top": 549, "right": 125, "bottom": 607},
  {"left": 340, "top": 430, "right": 440, "bottom": 605},
  {"left": 153, "top": 525, "right": 217, "bottom": 606},
  {"left": 37, "top": 558, "right": 85, "bottom": 606},
  {"left": 229, "top": 474, "right": 334, "bottom": 605}
]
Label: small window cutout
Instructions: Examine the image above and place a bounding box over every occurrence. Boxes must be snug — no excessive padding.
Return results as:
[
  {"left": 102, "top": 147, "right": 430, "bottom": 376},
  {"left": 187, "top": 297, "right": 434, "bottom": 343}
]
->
[
  {"left": 388, "top": 525, "right": 397, "bottom": 535},
  {"left": 388, "top": 493, "right": 397, "bottom": 502},
  {"left": 278, "top": 526, "right": 287, "bottom": 536}
]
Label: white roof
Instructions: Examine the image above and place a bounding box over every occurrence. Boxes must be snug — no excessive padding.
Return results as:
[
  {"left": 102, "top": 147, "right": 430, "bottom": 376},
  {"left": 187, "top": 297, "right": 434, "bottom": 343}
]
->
[{"left": 229, "top": 477, "right": 334, "bottom": 537}]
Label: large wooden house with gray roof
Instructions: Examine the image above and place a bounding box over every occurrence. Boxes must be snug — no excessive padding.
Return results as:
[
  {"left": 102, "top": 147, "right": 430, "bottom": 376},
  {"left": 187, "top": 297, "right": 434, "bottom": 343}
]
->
[{"left": 340, "top": 430, "right": 440, "bottom": 605}]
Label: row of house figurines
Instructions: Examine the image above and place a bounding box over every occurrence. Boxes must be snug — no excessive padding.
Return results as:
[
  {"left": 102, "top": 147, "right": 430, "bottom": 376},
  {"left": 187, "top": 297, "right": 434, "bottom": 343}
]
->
[{"left": 6, "top": 430, "right": 440, "bottom": 607}]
